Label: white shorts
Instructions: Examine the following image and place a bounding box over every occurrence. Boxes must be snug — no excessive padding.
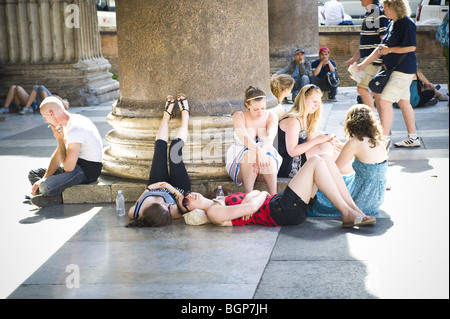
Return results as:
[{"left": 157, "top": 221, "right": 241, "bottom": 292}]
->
[{"left": 380, "top": 71, "right": 414, "bottom": 103}]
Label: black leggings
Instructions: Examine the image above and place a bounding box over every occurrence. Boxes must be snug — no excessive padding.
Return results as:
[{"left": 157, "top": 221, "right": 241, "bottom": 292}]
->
[{"left": 148, "top": 138, "right": 191, "bottom": 192}]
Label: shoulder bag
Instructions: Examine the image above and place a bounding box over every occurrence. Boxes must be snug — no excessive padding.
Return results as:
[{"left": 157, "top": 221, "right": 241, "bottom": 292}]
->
[{"left": 369, "top": 53, "right": 407, "bottom": 94}]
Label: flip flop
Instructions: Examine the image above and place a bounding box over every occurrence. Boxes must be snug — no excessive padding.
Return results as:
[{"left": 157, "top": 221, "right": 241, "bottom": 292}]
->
[{"left": 342, "top": 215, "right": 376, "bottom": 228}]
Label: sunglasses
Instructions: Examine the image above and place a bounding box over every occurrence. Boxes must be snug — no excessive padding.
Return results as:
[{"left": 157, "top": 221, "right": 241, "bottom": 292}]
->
[
  {"left": 181, "top": 192, "right": 191, "bottom": 213},
  {"left": 305, "top": 84, "right": 319, "bottom": 94}
]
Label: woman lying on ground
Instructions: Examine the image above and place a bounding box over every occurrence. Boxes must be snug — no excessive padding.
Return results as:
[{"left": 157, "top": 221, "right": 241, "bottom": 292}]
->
[
  {"left": 182, "top": 152, "right": 376, "bottom": 228},
  {"left": 126, "top": 94, "right": 192, "bottom": 227}
]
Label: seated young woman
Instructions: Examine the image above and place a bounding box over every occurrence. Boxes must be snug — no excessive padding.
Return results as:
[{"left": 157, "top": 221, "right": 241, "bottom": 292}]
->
[
  {"left": 277, "top": 84, "right": 349, "bottom": 178},
  {"left": 225, "top": 86, "right": 282, "bottom": 195},
  {"left": 269, "top": 74, "right": 295, "bottom": 119},
  {"left": 126, "top": 94, "right": 192, "bottom": 227},
  {"left": 311, "top": 104, "right": 388, "bottom": 216},
  {"left": 181, "top": 152, "right": 376, "bottom": 228}
]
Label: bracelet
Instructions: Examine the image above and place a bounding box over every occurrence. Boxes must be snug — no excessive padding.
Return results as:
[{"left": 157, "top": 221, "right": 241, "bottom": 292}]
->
[{"left": 172, "top": 190, "right": 181, "bottom": 198}]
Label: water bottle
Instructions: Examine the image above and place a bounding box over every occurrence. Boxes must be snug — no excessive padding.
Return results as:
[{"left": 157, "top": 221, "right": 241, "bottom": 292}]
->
[
  {"left": 116, "top": 190, "right": 126, "bottom": 216},
  {"left": 216, "top": 185, "right": 225, "bottom": 199}
]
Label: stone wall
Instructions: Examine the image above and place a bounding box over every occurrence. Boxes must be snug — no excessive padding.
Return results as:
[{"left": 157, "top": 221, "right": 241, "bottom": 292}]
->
[
  {"left": 101, "top": 25, "right": 447, "bottom": 87},
  {"left": 99, "top": 27, "right": 119, "bottom": 75}
]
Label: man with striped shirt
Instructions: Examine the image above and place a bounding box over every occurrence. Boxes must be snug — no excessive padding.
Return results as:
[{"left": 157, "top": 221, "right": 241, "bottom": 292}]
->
[{"left": 346, "top": 0, "right": 389, "bottom": 108}]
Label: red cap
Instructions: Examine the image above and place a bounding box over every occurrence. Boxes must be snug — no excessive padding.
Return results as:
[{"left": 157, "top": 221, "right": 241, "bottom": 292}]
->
[{"left": 319, "top": 46, "right": 330, "bottom": 53}]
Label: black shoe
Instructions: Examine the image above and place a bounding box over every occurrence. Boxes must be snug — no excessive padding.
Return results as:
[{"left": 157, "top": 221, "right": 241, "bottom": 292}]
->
[
  {"left": 30, "top": 195, "right": 63, "bottom": 207},
  {"left": 356, "top": 95, "right": 363, "bottom": 104},
  {"left": 424, "top": 97, "right": 438, "bottom": 107}
]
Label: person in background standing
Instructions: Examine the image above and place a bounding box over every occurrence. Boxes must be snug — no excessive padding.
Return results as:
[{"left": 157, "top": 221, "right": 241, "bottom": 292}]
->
[{"left": 346, "top": 0, "right": 389, "bottom": 109}]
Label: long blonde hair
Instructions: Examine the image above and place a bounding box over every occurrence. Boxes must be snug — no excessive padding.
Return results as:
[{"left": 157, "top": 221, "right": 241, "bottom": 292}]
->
[{"left": 281, "top": 84, "right": 323, "bottom": 136}]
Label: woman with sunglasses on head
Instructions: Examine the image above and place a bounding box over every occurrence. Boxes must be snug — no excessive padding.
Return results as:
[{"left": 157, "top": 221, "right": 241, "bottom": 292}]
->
[
  {"left": 181, "top": 152, "right": 376, "bottom": 228},
  {"left": 277, "top": 84, "right": 348, "bottom": 178},
  {"left": 126, "top": 94, "right": 192, "bottom": 227}
]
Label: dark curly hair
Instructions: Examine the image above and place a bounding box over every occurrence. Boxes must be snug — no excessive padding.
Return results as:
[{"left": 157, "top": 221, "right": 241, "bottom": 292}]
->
[{"left": 344, "top": 104, "right": 384, "bottom": 148}]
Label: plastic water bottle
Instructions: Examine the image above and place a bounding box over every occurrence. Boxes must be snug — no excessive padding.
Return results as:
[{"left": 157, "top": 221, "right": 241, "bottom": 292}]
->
[
  {"left": 216, "top": 185, "right": 225, "bottom": 199},
  {"left": 116, "top": 190, "right": 126, "bottom": 216}
]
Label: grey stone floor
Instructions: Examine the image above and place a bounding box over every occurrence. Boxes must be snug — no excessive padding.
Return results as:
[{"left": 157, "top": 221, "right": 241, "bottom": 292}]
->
[{"left": 1, "top": 87, "right": 448, "bottom": 300}]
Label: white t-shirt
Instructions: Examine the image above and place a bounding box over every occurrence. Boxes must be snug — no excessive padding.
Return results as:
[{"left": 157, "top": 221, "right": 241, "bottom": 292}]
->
[
  {"left": 64, "top": 113, "right": 103, "bottom": 163},
  {"left": 321, "top": 0, "right": 345, "bottom": 26}
]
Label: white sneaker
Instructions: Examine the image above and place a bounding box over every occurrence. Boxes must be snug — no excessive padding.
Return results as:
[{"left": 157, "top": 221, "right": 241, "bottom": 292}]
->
[
  {"left": 19, "top": 107, "right": 33, "bottom": 115},
  {"left": 394, "top": 137, "right": 420, "bottom": 148},
  {"left": 0, "top": 107, "right": 9, "bottom": 114}
]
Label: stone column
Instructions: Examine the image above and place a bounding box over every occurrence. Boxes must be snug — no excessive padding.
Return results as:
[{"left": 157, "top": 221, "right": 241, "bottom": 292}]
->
[
  {"left": 103, "top": 0, "right": 274, "bottom": 181},
  {"left": 0, "top": 0, "right": 119, "bottom": 106},
  {"left": 268, "top": 0, "right": 319, "bottom": 71}
]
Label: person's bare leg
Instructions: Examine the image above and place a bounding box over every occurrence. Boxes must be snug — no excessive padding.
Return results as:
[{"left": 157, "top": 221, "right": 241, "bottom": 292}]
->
[
  {"left": 25, "top": 88, "right": 37, "bottom": 109},
  {"left": 288, "top": 155, "right": 373, "bottom": 224},
  {"left": 376, "top": 99, "right": 394, "bottom": 136},
  {"left": 156, "top": 96, "right": 175, "bottom": 142},
  {"left": 260, "top": 157, "right": 278, "bottom": 195},
  {"left": 3, "top": 86, "right": 17, "bottom": 109},
  {"left": 239, "top": 152, "right": 258, "bottom": 193},
  {"left": 9, "top": 86, "right": 30, "bottom": 108},
  {"left": 357, "top": 86, "right": 374, "bottom": 109},
  {"left": 319, "top": 153, "right": 364, "bottom": 215},
  {"left": 397, "top": 99, "right": 417, "bottom": 135},
  {"left": 175, "top": 94, "right": 190, "bottom": 143}
]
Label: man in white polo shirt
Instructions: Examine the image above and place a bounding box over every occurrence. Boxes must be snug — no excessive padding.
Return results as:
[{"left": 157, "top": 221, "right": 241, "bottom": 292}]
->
[{"left": 28, "top": 96, "right": 103, "bottom": 207}]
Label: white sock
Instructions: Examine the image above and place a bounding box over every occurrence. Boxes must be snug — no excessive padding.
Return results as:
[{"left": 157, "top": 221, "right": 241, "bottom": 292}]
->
[{"left": 408, "top": 133, "right": 418, "bottom": 140}]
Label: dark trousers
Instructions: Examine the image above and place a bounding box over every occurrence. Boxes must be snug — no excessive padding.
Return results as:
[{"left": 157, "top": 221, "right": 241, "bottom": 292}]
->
[
  {"left": 148, "top": 138, "right": 191, "bottom": 192},
  {"left": 311, "top": 75, "right": 337, "bottom": 99}
]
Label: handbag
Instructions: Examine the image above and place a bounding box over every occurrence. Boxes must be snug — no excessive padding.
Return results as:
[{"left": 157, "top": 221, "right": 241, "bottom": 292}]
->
[{"left": 369, "top": 53, "right": 407, "bottom": 94}]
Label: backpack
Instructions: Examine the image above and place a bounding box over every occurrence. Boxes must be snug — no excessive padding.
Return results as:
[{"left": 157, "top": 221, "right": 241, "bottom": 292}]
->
[{"left": 436, "top": 11, "right": 449, "bottom": 47}]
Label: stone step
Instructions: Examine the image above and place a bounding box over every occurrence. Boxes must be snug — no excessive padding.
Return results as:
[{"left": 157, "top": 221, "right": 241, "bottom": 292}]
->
[{"left": 62, "top": 174, "right": 291, "bottom": 204}]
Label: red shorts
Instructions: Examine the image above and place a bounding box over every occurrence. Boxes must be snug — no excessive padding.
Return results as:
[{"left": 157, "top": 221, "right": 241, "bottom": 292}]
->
[{"left": 224, "top": 192, "right": 279, "bottom": 227}]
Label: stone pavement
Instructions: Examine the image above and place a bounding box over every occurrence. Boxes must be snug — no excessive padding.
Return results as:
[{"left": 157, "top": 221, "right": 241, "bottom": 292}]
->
[{"left": 0, "top": 87, "right": 448, "bottom": 300}]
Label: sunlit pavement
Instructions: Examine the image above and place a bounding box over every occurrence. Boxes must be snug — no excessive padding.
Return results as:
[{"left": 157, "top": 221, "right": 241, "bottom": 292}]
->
[{"left": 1, "top": 88, "right": 448, "bottom": 299}]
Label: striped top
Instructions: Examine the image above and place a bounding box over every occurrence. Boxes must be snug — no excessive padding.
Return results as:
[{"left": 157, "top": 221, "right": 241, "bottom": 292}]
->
[
  {"left": 360, "top": 4, "right": 389, "bottom": 65},
  {"left": 133, "top": 188, "right": 179, "bottom": 219}
]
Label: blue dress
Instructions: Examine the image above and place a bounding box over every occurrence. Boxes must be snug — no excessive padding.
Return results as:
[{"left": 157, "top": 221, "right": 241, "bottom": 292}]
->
[{"left": 310, "top": 158, "right": 388, "bottom": 216}]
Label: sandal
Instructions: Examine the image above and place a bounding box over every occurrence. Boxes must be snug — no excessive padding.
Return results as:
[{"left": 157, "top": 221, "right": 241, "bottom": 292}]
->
[
  {"left": 177, "top": 93, "right": 189, "bottom": 114},
  {"left": 342, "top": 215, "right": 376, "bottom": 228},
  {"left": 165, "top": 95, "right": 175, "bottom": 118}
]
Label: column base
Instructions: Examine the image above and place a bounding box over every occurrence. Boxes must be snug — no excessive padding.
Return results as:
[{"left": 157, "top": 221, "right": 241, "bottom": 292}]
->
[
  {"left": 0, "top": 58, "right": 119, "bottom": 106},
  {"left": 103, "top": 111, "right": 235, "bottom": 181}
]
